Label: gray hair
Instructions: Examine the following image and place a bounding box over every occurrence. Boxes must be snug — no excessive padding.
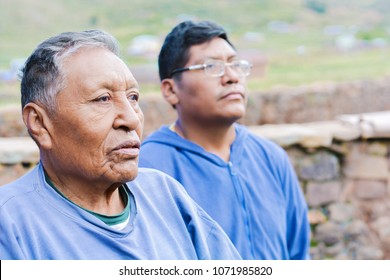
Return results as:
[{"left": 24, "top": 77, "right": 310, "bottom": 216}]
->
[{"left": 20, "top": 29, "right": 120, "bottom": 114}]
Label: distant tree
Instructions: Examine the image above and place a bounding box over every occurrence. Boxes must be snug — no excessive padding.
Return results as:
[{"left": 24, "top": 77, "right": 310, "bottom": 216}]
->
[
  {"left": 305, "top": 0, "right": 327, "bottom": 14},
  {"left": 89, "top": 16, "right": 98, "bottom": 26}
]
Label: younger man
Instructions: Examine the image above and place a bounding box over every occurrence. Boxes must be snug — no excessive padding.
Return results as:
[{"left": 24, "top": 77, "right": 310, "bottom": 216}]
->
[{"left": 139, "top": 20, "right": 311, "bottom": 259}]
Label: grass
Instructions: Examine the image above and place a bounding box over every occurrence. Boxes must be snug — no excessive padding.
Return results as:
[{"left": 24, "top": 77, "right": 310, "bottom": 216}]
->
[
  {"left": 249, "top": 48, "right": 390, "bottom": 91},
  {"left": 1, "top": 0, "right": 389, "bottom": 98}
]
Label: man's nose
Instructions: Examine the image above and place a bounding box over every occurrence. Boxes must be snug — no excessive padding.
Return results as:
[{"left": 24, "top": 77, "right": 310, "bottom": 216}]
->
[
  {"left": 113, "top": 97, "right": 142, "bottom": 131},
  {"left": 222, "top": 65, "right": 241, "bottom": 84}
]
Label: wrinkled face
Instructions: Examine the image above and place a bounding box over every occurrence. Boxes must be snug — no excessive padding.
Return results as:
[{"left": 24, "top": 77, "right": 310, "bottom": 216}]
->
[
  {"left": 48, "top": 47, "right": 144, "bottom": 185},
  {"left": 175, "top": 37, "right": 247, "bottom": 125}
]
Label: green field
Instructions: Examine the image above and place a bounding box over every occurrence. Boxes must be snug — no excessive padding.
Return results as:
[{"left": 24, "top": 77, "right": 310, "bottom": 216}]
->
[{"left": 0, "top": 0, "right": 389, "bottom": 98}]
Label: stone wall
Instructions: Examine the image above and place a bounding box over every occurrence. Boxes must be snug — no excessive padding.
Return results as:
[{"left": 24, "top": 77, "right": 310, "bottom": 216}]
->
[
  {"left": 140, "top": 77, "right": 390, "bottom": 137},
  {"left": 293, "top": 142, "right": 390, "bottom": 260},
  {"left": 1, "top": 77, "right": 390, "bottom": 259},
  {"left": 1, "top": 77, "right": 390, "bottom": 138},
  {"left": 248, "top": 112, "right": 390, "bottom": 260}
]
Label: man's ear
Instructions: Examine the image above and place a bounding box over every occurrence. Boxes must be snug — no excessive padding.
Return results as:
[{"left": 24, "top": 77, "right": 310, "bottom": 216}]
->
[
  {"left": 161, "top": 78, "right": 179, "bottom": 107},
  {"left": 22, "top": 103, "right": 53, "bottom": 150}
]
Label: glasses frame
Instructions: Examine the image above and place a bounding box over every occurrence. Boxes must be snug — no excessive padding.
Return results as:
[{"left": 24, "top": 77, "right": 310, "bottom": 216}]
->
[{"left": 170, "top": 59, "right": 252, "bottom": 78}]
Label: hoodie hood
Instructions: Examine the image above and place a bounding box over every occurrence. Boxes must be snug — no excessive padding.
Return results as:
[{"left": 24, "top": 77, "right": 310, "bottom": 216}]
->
[{"left": 141, "top": 123, "right": 249, "bottom": 165}]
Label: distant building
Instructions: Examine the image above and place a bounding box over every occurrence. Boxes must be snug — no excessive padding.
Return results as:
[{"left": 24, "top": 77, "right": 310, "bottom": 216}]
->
[
  {"left": 0, "top": 58, "right": 25, "bottom": 82},
  {"left": 127, "top": 35, "right": 160, "bottom": 58}
]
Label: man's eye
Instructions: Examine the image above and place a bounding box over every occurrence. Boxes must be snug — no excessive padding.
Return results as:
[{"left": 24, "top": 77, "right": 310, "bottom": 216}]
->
[
  {"left": 96, "top": 95, "right": 111, "bottom": 102},
  {"left": 128, "top": 94, "right": 139, "bottom": 102},
  {"left": 231, "top": 61, "right": 243, "bottom": 68},
  {"left": 205, "top": 63, "right": 218, "bottom": 70}
]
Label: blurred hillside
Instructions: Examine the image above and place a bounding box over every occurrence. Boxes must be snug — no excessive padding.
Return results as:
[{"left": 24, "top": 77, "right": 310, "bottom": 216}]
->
[{"left": 0, "top": 0, "right": 390, "bottom": 94}]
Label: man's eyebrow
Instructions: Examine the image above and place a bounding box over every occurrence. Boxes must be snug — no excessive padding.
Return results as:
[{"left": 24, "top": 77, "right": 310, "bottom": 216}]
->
[
  {"left": 202, "top": 54, "right": 239, "bottom": 62},
  {"left": 127, "top": 82, "right": 140, "bottom": 91},
  {"left": 97, "top": 80, "right": 139, "bottom": 91}
]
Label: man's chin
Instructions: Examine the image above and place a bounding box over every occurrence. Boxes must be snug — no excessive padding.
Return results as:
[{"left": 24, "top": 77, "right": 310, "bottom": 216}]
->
[{"left": 110, "top": 161, "right": 139, "bottom": 183}]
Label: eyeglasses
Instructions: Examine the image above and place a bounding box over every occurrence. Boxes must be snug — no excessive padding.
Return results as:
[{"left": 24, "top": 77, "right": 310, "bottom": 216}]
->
[{"left": 170, "top": 59, "right": 252, "bottom": 78}]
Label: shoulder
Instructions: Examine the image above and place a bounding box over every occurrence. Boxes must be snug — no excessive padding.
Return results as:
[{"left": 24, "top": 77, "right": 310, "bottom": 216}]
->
[
  {"left": 137, "top": 167, "right": 174, "bottom": 179},
  {"left": 236, "top": 125, "right": 296, "bottom": 184},
  {"left": 132, "top": 168, "right": 188, "bottom": 197},
  {"left": 139, "top": 128, "right": 189, "bottom": 170},
  {"left": 140, "top": 126, "right": 177, "bottom": 152},
  {"left": 141, "top": 126, "right": 174, "bottom": 146},
  {"left": 130, "top": 168, "right": 215, "bottom": 226},
  {"left": 137, "top": 167, "right": 176, "bottom": 179},
  {"left": 236, "top": 124, "right": 287, "bottom": 158},
  {"left": 0, "top": 167, "right": 38, "bottom": 207}
]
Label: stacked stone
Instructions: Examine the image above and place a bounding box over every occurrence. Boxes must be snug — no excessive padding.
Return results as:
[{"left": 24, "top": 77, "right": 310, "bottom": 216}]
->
[
  {"left": 248, "top": 110, "right": 390, "bottom": 260},
  {"left": 0, "top": 137, "right": 38, "bottom": 185},
  {"left": 288, "top": 141, "right": 390, "bottom": 260},
  {"left": 0, "top": 105, "right": 37, "bottom": 185}
]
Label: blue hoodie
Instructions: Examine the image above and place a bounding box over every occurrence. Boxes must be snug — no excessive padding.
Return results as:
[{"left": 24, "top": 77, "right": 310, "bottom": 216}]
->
[
  {"left": 140, "top": 124, "right": 310, "bottom": 260},
  {"left": 0, "top": 162, "right": 241, "bottom": 260}
]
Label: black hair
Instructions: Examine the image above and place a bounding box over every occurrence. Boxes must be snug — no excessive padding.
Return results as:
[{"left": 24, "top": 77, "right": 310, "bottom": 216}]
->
[{"left": 158, "top": 20, "right": 235, "bottom": 81}]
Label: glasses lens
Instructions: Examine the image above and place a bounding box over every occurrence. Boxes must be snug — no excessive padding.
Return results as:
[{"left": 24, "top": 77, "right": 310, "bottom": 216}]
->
[
  {"left": 203, "top": 60, "right": 252, "bottom": 77},
  {"left": 234, "top": 60, "right": 251, "bottom": 76},
  {"left": 204, "top": 61, "right": 224, "bottom": 77}
]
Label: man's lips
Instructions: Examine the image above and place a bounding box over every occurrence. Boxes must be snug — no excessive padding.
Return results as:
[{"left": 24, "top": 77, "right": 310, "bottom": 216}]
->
[
  {"left": 112, "top": 140, "right": 140, "bottom": 157},
  {"left": 220, "top": 91, "right": 245, "bottom": 100}
]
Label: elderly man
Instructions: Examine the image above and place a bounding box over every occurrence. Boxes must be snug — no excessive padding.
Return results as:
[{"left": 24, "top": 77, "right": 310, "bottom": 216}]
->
[
  {"left": 0, "top": 30, "right": 241, "bottom": 260},
  {"left": 139, "top": 20, "right": 311, "bottom": 259}
]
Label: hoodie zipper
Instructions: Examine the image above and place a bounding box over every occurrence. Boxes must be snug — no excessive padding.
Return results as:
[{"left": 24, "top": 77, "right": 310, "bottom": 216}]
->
[{"left": 228, "top": 161, "right": 255, "bottom": 258}]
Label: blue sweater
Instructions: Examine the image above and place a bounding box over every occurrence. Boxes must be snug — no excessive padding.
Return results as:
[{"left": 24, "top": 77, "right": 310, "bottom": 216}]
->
[
  {"left": 0, "top": 162, "right": 240, "bottom": 260},
  {"left": 139, "top": 124, "right": 310, "bottom": 260}
]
